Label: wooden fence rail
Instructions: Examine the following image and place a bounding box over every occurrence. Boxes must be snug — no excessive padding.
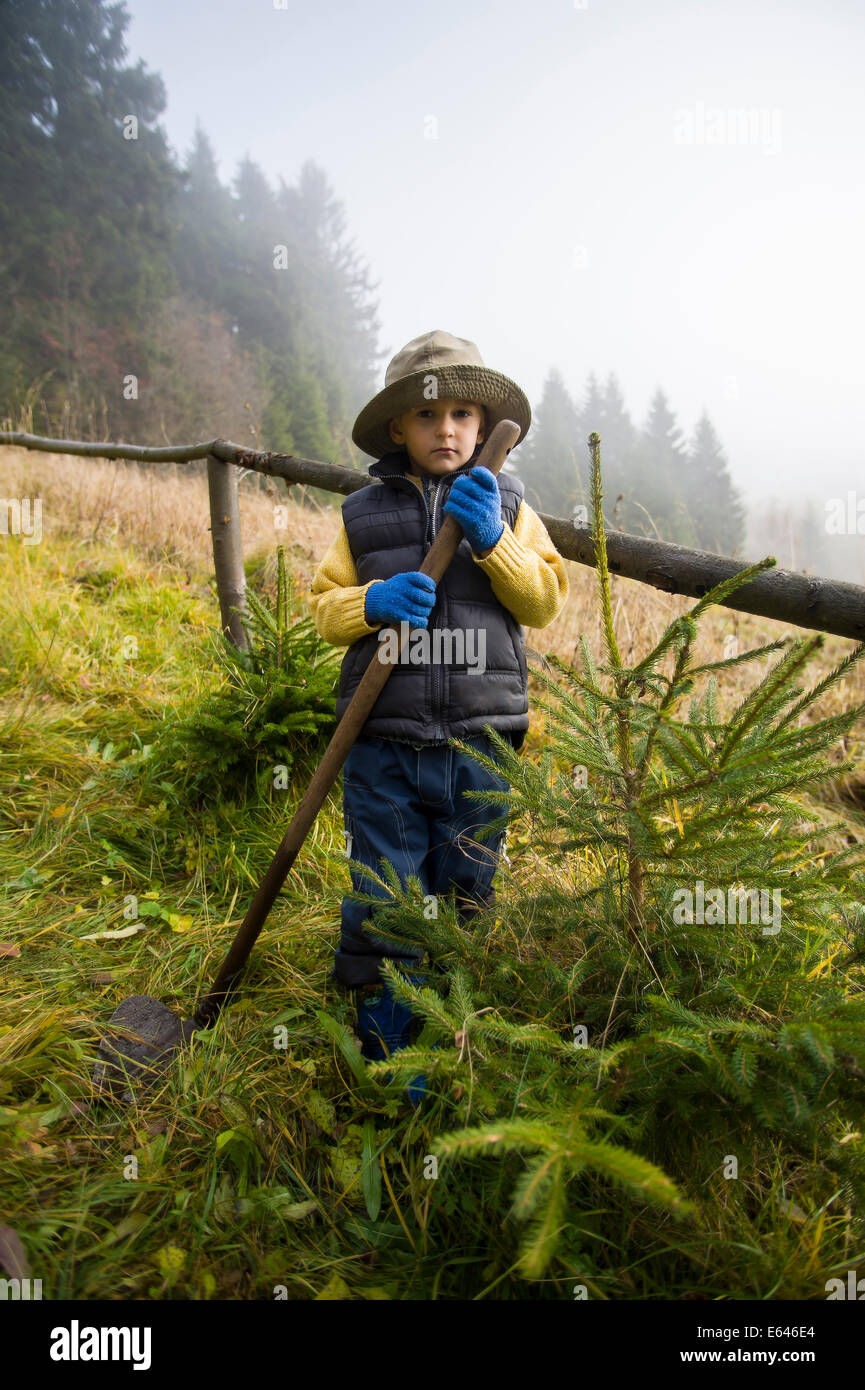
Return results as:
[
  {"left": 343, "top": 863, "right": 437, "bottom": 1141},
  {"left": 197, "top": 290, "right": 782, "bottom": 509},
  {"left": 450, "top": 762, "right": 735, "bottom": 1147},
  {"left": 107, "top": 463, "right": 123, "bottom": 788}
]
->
[{"left": 2, "top": 430, "right": 863, "bottom": 645}]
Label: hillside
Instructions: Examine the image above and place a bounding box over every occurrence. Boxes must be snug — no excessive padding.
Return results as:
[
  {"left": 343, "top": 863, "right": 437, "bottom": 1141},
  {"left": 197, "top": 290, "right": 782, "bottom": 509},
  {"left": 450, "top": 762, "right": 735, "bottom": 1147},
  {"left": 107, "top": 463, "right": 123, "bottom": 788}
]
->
[{"left": 1, "top": 447, "right": 864, "bottom": 1301}]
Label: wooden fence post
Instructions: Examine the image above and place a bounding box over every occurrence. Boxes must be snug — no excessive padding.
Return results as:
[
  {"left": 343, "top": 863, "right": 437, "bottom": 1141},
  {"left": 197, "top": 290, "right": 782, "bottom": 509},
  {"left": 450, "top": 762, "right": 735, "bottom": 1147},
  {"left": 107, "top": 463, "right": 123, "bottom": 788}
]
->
[{"left": 207, "top": 454, "right": 249, "bottom": 652}]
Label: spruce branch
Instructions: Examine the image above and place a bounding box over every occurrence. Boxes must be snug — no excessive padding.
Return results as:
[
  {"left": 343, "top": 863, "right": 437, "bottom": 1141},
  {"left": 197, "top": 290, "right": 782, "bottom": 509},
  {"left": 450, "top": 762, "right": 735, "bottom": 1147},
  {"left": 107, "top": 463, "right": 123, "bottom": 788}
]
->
[
  {"left": 687, "top": 636, "right": 793, "bottom": 679},
  {"left": 718, "top": 636, "right": 824, "bottom": 767}
]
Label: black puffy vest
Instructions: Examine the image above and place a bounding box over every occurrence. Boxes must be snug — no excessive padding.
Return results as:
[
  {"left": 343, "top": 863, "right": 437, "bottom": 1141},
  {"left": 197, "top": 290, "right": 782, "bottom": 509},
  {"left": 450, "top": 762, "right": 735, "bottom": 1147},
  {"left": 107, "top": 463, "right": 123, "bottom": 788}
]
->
[{"left": 336, "top": 448, "right": 529, "bottom": 747}]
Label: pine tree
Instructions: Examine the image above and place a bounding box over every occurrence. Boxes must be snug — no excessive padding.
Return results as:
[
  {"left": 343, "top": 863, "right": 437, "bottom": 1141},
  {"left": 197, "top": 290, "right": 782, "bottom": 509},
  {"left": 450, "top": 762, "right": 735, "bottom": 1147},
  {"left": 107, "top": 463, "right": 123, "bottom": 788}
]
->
[
  {"left": 230, "top": 155, "right": 286, "bottom": 349},
  {"left": 687, "top": 411, "right": 746, "bottom": 555},
  {"left": 574, "top": 372, "right": 603, "bottom": 474},
  {"left": 171, "top": 125, "right": 240, "bottom": 313},
  {"left": 518, "top": 368, "right": 582, "bottom": 518},
  {"left": 577, "top": 371, "right": 602, "bottom": 426},
  {"left": 285, "top": 365, "right": 337, "bottom": 462},
  {"left": 797, "top": 497, "right": 834, "bottom": 577},
  {"left": 135, "top": 548, "right": 340, "bottom": 809},
  {"left": 287, "top": 159, "right": 381, "bottom": 461},
  {"left": 1, "top": 6, "right": 382, "bottom": 456},
  {"left": 634, "top": 388, "right": 691, "bottom": 541},
  {"left": 598, "top": 373, "right": 637, "bottom": 531},
  {"left": 0, "top": 0, "right": 179, "bottom": 434}
]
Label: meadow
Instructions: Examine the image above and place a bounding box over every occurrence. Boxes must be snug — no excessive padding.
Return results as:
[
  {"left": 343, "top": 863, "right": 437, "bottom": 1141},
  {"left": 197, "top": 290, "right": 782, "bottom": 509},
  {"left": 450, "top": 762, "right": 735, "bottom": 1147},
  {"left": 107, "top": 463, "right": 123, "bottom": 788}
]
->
[{"left": 1, "top": 447, "right": 863, "bottom": 1300}]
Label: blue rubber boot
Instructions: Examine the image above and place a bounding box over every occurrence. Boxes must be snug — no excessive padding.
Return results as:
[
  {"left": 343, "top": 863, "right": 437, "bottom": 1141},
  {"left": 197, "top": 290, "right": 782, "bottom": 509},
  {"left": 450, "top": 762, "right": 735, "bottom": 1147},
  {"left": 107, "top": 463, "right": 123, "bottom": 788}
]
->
[{"left": 355, "top": 974, "right": 428, "bottom": 1106}]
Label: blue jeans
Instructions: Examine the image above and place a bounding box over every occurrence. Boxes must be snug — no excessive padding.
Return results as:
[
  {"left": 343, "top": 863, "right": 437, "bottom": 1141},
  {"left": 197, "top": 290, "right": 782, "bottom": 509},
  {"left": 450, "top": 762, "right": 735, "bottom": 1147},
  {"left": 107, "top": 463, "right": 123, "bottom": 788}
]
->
[{"left": 334, "top": 734, "right": 511, "bottom": 987}]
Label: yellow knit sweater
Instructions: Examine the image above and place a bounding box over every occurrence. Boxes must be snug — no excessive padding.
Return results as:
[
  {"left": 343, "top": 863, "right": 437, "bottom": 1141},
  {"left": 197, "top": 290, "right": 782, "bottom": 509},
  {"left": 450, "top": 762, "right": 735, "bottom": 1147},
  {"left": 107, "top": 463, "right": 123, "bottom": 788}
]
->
[{"left": 309, "top": 474, "right": 568, "bottom": 647}]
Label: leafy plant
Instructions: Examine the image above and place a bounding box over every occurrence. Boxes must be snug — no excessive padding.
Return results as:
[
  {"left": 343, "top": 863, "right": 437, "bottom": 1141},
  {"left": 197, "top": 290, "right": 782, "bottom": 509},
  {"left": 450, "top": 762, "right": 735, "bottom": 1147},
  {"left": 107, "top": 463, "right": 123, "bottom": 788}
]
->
[{"left": 142, "top": 546, "right": 340, "bottom": 806}]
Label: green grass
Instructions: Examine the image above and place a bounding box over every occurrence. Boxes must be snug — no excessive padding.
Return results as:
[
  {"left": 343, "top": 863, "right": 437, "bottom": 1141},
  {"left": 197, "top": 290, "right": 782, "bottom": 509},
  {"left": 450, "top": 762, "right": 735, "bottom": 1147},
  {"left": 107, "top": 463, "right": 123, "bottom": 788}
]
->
[{"left": 1, "top": 527, "right": 864, "bottom": 1300}]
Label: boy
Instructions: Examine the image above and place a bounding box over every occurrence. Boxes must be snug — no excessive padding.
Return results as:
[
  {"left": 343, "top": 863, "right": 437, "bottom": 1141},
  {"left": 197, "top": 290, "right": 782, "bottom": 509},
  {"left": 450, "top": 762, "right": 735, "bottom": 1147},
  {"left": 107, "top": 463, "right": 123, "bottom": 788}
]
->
[{"left": 309, "top": 330, "right": 568, "bottom": 1097}]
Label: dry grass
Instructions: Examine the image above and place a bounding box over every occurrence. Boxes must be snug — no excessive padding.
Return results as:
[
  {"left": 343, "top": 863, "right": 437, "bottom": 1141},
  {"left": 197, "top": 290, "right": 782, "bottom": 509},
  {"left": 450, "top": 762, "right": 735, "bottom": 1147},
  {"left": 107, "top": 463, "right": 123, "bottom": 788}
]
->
[
  {"left": 0, "top": 446, "right": 338, "bottom": 578},
  {"left": 3, "top": 444, "right": 863, "bottom": 809},
  {"left": 2, "top": 445, "right": 864, "bottom": 1301}
]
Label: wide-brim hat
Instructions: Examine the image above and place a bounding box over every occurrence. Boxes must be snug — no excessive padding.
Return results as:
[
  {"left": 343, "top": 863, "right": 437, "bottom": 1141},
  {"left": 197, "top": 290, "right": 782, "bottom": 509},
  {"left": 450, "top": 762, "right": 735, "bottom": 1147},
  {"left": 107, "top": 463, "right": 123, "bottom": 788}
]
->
[{"left": 352, "top": 330, "right": 532, "bottom": 459}]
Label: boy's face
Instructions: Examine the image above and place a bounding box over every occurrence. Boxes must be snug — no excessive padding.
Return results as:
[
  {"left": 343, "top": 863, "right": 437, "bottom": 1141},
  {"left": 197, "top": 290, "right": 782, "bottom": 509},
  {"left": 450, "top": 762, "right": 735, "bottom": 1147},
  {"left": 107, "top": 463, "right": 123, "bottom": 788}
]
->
[{"left": 388, "top": 398, "right": 486, "bottom": 476}]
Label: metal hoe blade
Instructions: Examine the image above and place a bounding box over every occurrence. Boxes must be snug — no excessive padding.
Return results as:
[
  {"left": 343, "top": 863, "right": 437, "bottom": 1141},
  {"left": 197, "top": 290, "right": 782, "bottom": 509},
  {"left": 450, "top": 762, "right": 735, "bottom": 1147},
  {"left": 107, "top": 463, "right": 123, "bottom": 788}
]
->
[{"left": 93, "top": 995, "right": 199, "bottom": 1102}]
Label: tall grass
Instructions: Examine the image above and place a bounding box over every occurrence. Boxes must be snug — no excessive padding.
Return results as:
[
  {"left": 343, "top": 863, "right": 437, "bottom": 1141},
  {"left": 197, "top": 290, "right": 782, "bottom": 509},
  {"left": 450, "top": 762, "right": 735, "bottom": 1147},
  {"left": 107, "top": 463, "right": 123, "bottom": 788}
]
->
[{"left": 1, "top": 448, "right": 863, "bottom": 1299}]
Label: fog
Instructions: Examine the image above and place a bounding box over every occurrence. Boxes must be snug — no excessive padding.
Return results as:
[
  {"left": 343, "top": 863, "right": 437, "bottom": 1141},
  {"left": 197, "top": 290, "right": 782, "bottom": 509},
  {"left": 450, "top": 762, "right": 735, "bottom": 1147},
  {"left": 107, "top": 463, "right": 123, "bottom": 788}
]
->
[{"left": 124, "top": 0, "right": 864, "bottom": 576}]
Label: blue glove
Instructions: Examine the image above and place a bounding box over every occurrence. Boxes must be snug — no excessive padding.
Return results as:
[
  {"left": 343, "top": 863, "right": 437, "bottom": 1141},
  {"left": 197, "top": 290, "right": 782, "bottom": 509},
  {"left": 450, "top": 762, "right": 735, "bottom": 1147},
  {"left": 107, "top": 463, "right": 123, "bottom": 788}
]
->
[
  {"left": 364, "top": 571, "right": 437, "bottom": 628},
  {"left": 443, "top": 466, "right": 504, "bottom": 553}
]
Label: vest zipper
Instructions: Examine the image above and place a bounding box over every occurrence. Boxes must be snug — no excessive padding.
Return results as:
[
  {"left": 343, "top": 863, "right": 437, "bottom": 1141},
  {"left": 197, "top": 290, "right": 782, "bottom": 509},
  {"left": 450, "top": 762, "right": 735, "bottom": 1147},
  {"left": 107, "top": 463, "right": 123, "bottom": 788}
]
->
[
  {"left": 375, "top": 472, "right": 440, "bottom": 538},
  {"left": 431, "top": 478, "right": 443, "bottom": 540},
  {"left": 426, "top": 477, "right": 439, "bottom": 545},
  {"left": 427, "top": 478, "right": 444, "bottom": 737},
  {"left": 368, "top": 466, "right": 462, "bottom": 742},
  {"left": 414, "top": 475, "right": 445, "bottom": 736}
]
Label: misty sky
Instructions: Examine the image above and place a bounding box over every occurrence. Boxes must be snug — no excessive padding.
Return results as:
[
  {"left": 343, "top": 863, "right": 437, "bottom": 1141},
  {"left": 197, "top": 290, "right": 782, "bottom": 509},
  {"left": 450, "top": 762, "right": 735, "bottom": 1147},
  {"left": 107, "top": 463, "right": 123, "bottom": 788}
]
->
[{"left": 125, "top": 0, "right": 864, "bottom": 509}]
